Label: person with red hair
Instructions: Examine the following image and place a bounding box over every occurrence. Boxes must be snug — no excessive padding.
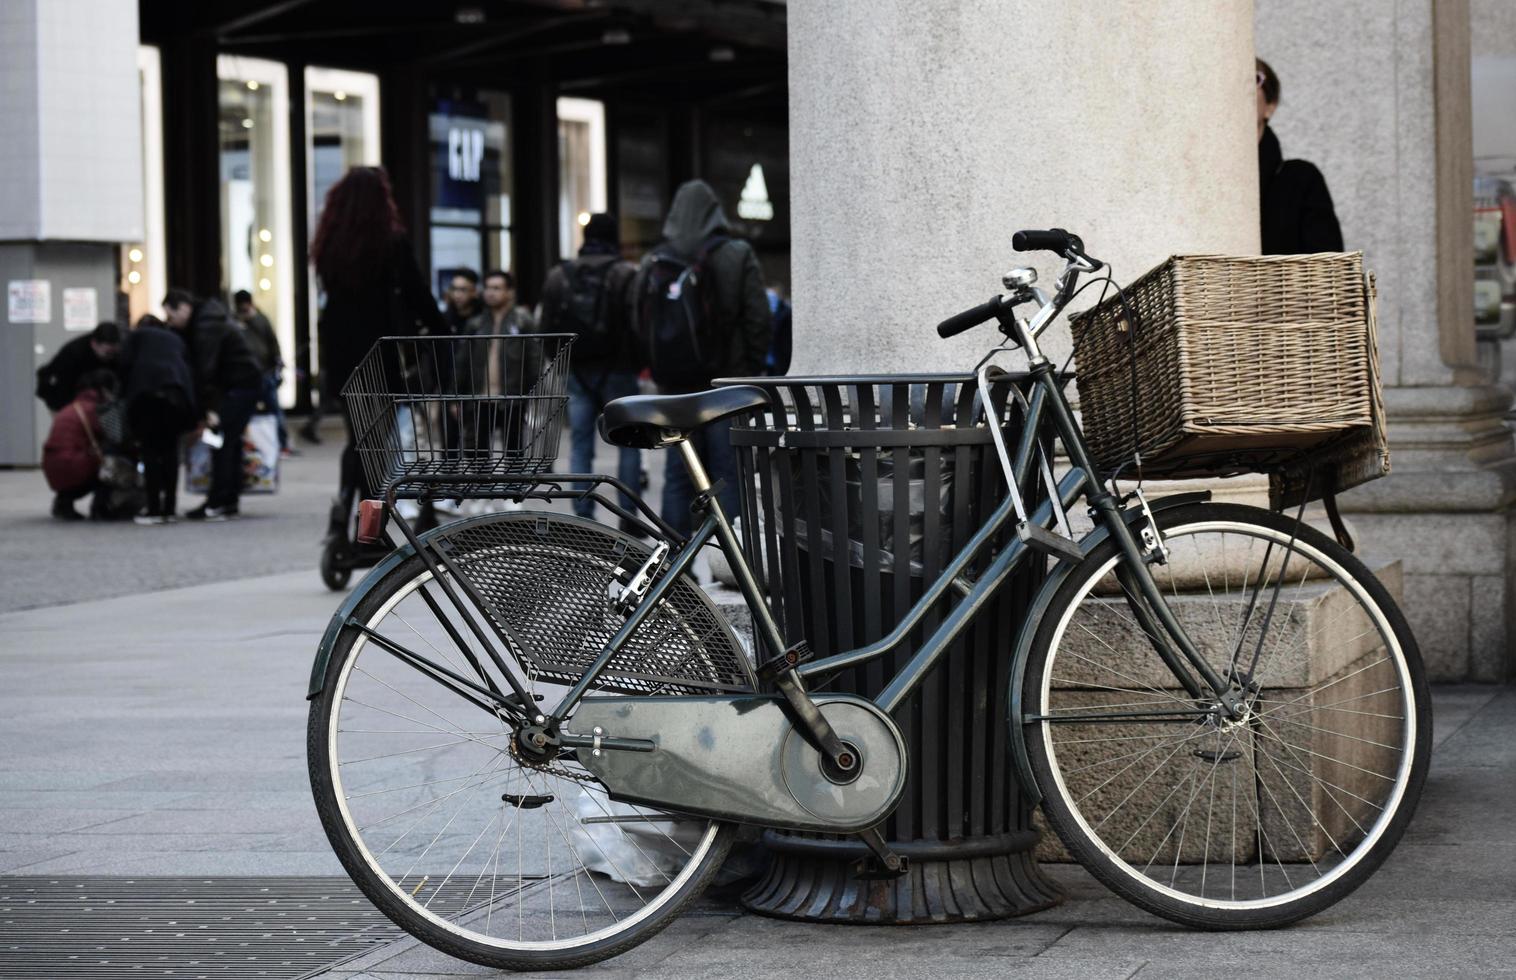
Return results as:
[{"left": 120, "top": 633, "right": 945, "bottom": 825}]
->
[{"left": 310, "top": 166, "right": 446, "bottom": 517}]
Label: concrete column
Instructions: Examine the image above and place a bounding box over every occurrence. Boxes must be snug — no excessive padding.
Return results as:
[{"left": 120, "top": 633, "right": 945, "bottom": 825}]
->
[
  {"left": 787, "top": 0, "right": 1259, "bottom": 374},
  {"left": 1258, "top": 0, "right": 1516, "bottom": 682},
  {"left": 0, "top": 0, "right": 142, "bottom": 465}
]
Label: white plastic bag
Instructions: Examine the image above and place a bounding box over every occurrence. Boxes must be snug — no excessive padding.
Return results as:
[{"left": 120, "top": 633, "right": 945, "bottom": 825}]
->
[
  {"left": 242, "top": 413, "right": 280, "bottom": 494},
  {"left": 571, "top": 788, "right": 706, "bottom": 888}
]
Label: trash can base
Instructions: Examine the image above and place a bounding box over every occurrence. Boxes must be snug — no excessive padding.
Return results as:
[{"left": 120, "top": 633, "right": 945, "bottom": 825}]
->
[{"left": 741, "top": 831, "right": 1063, "bottom": 924}]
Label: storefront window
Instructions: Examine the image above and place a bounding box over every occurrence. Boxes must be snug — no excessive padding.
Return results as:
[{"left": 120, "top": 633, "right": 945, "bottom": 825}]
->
[
  {"left": 217, "top": 55, "right": 294, "bottom": 403},
  {"left": 122, "top": 45, "right": 167, "bottom": 324},
  {"left": 429, "top": 92, "right": 512, "bottom": 297},
  {"left": 557, "top": 97, "right": 607, "bottom": 259},
  {"left": 616, "top": 111, "right": 668, "bottom": 257},
  {"left": 306, "top": 67, "right": 380, "bottom": 388},
  {"left": 703, "top": 115, "right": 790, "bottom": 292}
]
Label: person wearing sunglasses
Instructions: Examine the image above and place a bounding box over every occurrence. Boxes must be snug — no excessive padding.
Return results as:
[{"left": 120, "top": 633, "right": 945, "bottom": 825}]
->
[{"left": 1257, "top": 57, "right": 1344, "bottom": 254}]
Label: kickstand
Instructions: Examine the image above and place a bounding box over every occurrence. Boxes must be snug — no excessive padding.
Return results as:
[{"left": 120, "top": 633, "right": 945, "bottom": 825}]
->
[{"left": 852, "top": 825, "right": 909, "bottom": 880}]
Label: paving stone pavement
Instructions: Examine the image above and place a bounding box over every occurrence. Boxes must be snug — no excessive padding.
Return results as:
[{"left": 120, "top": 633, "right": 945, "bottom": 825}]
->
[{"left": 0, "top": 432, "right": 1511, "bottom": 978}]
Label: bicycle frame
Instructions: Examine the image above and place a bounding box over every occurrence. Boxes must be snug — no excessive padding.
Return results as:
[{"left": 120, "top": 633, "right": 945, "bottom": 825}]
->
[{"left": 536, "top": 360, "right": 1229, "bottom": 729}]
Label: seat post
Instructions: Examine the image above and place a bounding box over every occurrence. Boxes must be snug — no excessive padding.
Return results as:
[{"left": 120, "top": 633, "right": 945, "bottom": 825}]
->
[{"left": 676, "top": 439, "right": 713, "bottom": 493}]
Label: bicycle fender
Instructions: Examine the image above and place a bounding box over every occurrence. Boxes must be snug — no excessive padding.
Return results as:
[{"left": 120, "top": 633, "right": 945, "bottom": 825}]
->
[
  {"left": 307, "top": 544, "right": 416, "bottom": 700},
  {"left": 1007, "top": 490, "right": 1210, "bottom": 804}
]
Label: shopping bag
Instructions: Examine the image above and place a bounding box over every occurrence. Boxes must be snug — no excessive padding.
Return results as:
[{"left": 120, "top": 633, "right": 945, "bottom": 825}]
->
[
  {"left": 184, "top": 438, "right": 213, "bottom": 494},
  {"left": 242, "top": 413, "right": 280, "bottom": 494}
]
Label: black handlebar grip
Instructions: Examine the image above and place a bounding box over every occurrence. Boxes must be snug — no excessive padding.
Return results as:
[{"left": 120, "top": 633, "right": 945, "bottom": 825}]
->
[
  {"left": 936, "top": 296, "right": 1002, "bottom": 338},
  {"left": 1012, "top": 228, "right": 1081, "bottom": 254}
]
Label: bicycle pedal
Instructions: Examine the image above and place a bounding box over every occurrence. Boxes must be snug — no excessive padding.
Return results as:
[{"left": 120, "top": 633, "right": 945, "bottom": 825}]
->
[
  {"left": 1017, "top": 521, "right": 1084, "bottom": 564},
  {"left": 851, "top": 854, "right": 909, "bottom": 881},
  {"left": 757, "top": 640, "right": 814, "bottom": 683}
]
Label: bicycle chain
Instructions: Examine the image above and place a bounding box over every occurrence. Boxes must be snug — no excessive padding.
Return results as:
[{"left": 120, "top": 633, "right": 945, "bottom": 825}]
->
[{"left": 507, "top": 735, "right": 598, "bottom": 785}]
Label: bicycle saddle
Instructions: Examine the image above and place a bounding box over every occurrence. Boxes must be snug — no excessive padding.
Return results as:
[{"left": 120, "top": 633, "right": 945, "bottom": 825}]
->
[{"left": 599, "top": 385, "right": 770, "bottom": 449}]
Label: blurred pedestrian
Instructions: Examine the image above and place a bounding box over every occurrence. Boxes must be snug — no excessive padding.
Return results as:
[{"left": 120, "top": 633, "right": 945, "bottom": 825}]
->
[
  {"left": 1257, "top": 58, "right": 1343, "bottom": 254},
  {"left": 35, "top": 321, "right": 121, "bottom": 413},
  {"left": 162, "top": 288, "right": 264, "bottom": 521},
  {"left": 232, "top": 288, "right": 293, "bottom": 456},
  {"left": 41, "top": 369, "right": 117, "bottom": 520},
  {"left": 120, "top": 314, "right": 197, "bottom": 525},
  {"left": 764, "top": 286, "right": 792, "bottom": 376},
  {"left": 444, "top": 268, "right": 482, "bottom": 334},
  {"left": 635, "top": 179, "right": 770, "bottom": 536},
  {"left": 462, "top": 270, "right": 539, "bottom": 459},
  {"left": 540, "top": 212, "right": 642, "bottom": 529},
  {"left": 310, "top": 165, "right": 447, "bottom": 536}
]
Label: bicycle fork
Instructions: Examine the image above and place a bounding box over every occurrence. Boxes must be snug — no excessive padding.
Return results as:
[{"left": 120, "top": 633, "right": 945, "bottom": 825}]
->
[{"left": 1026, "top": 360, "right": 1249, "bottom": 720}]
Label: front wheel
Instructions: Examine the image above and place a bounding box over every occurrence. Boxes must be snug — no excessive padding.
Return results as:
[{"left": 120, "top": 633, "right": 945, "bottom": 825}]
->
[{"left": 1022, "top": 502, "right": 1430, "bottom": 929}]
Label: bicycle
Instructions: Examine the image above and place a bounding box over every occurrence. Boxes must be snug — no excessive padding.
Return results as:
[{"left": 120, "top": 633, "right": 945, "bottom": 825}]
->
[{"left": 306, "top": 230, "right": 1429, "bottom": 971}]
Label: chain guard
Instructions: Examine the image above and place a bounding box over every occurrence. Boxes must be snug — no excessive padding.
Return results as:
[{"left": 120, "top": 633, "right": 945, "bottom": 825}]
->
[{"left": 570, "top": 694, "right": 907, "bottom": 833}]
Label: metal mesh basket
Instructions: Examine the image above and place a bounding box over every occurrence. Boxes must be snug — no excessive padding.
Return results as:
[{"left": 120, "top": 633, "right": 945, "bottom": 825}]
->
[
  {"left": 436, "top": 514, "right": 756, "bottom": 695},
  {"left": 342, "top": 334, "right": 573, "bottom": 498}
]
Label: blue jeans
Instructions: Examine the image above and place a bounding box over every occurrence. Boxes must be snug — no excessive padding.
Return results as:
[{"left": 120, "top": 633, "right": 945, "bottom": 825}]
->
[
  {"left": 568, "top": 370, "right": 643, "bottom": 520},
  {"left": 662, "top": 416, "right": 740, "bottom": 539},
  {"left": 209, "top": 387, "right": 261, "bottom": 508}
]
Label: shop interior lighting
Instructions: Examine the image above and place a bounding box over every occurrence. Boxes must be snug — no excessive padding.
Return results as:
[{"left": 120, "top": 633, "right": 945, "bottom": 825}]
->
[
  {"left": 260, "top": 254, "right": 274, "bottom": 267},
  {"left": 241, "top": 118, "right": 254, "bottom": 129},
  {"left": 128, "top": 247, "right": 143, "bottom": 263},
  {"left": 127, "top": 270, "right": 141, "bottom": 284},
  {"left": 334, "top": 91, "right": 347, "bottom": 101},
  {"left": 577, "top": 211, "right": 591, "bottom": 226},
  {"left": 246, "top": 80, "right": 259, "bottom": 91},
  {"left": 258, "top": 277, "right": 272, "bottom": 291},
  {"left": 258, "top": 228, "right": 272, "bottom": 242}
]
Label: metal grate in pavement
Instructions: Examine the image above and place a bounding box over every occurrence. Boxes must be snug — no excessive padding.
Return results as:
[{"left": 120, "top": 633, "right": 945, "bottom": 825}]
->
[{"left": 0, "top": 876, "right": 408, "bottom": 980}]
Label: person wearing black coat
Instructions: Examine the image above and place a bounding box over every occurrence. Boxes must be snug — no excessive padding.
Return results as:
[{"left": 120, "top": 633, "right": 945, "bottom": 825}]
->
[
  {"left": 311, "top": 167, "right": 448, "bottom": 535},
  {"left": 35, "top": 321, "right": 122, "bottom": 412},
  {"left": 1257, "top": 58, "right": 1343, "bottom": 254},
  {"left": 633, "top": 179, "right": 771, "bottom": 537},
  {"left": 119, "top": 315, "right": 198, "bottom": 523},
  {"left": 163, "top": 289, "right": 265, "bottom": 520}
]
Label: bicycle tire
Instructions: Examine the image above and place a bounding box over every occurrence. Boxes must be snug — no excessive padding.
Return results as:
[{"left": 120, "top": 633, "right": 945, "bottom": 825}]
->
[
  {"left": 319, "top": 537, "right": 352, "bottom": 591},
  {"left": 1022, "top": 502, "right": 1430, "bottom": 929},
  {"left": 308, "top": 512, "right": 742, "bottom": 970}
]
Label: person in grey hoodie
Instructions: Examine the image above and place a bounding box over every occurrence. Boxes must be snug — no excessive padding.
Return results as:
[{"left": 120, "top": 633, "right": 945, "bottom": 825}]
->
[{"left": 634, "top": 179, "right": 770, "bottom": 536}]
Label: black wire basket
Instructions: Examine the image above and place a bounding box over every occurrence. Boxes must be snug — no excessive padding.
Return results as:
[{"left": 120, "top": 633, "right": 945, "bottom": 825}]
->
[{"left": 342, "top": 334, "right": 574, "bottom": 498}]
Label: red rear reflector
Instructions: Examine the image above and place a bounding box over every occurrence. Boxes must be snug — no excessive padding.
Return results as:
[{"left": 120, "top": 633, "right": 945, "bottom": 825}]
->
[{"left": 356, "top": 500, "right": 387, "bottom": 544}]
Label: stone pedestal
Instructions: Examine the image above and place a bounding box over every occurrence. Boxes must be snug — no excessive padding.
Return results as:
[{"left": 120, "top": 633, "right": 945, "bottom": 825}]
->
[{"left": 1340, "top": 385, "right": 1516, "bottom": 681}]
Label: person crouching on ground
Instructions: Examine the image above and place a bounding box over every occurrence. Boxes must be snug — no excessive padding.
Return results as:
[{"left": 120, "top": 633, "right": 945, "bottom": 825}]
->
[
  {"left": 162, "top": 289, "right": 265, "bottom": 521},
  {"left": 42, "top": 370, "right": 117, "bottom": 520}
]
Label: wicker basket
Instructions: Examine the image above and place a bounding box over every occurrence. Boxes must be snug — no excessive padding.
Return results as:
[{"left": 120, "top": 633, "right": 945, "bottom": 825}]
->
[{"left": 1069, "top": 252, "right": 1388, "bottom": 500}]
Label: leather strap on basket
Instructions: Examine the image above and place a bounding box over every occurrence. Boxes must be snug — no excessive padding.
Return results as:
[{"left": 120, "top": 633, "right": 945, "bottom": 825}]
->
[{"left": 1322, "top": 485, "right": 1355, "bottom": 554}]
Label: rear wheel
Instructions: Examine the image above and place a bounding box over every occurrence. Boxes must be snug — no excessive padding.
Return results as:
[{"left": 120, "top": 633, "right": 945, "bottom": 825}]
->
[
  {"left": 308, "top": 513, "right": 749, "bottom": 970},
  {"left": 1023, "top": 502, "right": 1429, "bottom": 929}
]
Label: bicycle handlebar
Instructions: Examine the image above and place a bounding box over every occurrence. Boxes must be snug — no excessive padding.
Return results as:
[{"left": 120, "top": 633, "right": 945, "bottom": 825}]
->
[
  {"left": 935, "top": 296, "right": 1003, "bottom": 339},
  {"left": 1012, "top": 227, "right": 1104, "bottom": 271}
]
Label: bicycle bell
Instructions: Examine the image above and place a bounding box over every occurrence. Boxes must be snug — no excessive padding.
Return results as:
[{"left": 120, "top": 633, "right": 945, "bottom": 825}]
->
[{"left": 1002, "top": 267, "right": 1037, "bottom": 290}]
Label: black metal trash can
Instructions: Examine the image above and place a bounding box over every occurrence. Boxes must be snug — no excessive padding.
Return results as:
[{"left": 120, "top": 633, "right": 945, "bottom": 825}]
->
[{"left": 722, "top": 375, "right": 1063, "bottom": 924}]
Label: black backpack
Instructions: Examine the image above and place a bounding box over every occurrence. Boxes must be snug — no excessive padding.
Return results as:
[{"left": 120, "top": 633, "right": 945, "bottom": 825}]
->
[
  {"left": 642, "top": 236, "right": 728, "bottom": 389},
  {"left": 555, "top": 258, "right": 616, "bottom": 360}
]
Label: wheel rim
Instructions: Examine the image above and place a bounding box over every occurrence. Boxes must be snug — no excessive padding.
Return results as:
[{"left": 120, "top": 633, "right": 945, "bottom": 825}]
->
[
  {"left": 325, "top": 567, "right": 722, "bottom": 952},
  {"left": 1034, "top": 518, "right": 1419, "bottom": 911}
]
